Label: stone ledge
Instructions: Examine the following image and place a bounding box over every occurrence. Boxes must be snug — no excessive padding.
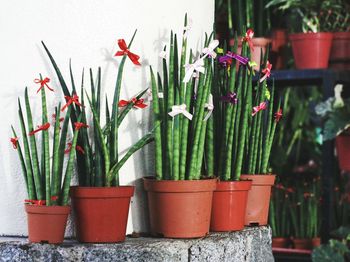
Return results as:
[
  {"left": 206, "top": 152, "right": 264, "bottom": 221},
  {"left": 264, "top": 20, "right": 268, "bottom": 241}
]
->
[{"left": 0, "top": 226, "right": 273, "bottom": 262}]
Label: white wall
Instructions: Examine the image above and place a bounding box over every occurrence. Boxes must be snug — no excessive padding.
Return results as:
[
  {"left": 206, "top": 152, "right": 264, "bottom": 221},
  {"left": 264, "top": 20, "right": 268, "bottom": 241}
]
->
[{"left": 0, "top": 0, "right": 215, "bottom": 236}]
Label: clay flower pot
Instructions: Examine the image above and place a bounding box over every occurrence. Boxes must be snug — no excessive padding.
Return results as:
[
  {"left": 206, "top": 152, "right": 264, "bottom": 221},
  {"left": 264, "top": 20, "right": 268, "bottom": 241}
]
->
[
  {"left": 271, "top": 29, "right": 288, "bottom": 70},
  {"left": 230, "top": 37, "right": 272, "bottom": 70},
  {"left": 312, "top": 237, "right": 321, "bottom": 248},
  {"left": 336, "top": 134, "right": 350, "bottom": 171},
  {"left": 289, "top": 32, "right": 333, "bottom": 69},
  {"left": 293, "top": 238, "right": 313, "bottom": 250},
  {"left": 25, "top": 204, "right": 70, "bottom": 244},
  {"left": 240, "top": 174, "right": 276, "bottom": 226},
  {"left": 143, "top": 177, "right": 216, "bottom": 238},
  {"left": 70, "top": 186, "right": 134, "bottom": 243},
  {"left": 210, "top": 180, "right": 252, "bottom": 232},
  {"left": 329, "top": 32, "right": 350, "bottom": 70},
  {"left": 272, "top": 237, "right": 290, "bottom": 248}
]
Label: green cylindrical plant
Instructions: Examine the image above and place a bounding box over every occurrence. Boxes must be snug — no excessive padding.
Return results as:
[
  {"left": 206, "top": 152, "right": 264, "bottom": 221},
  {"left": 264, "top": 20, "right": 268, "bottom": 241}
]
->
[
  {"left": 11, "top": 78, "right": 84, "bottom": 243},
  {"left": 41, "top": 31, "right": 153, "bottom": 243},
  {"left": 144, "top": 15, "right": 217, "bottom": 238}
]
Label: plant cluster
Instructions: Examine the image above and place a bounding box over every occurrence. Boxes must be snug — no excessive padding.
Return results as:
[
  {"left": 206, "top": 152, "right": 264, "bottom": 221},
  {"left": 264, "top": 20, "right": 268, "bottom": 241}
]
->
[
  {"left": 41, "top": 31, "right": 153, "bottom": 187},
  {"left": 11, "top": 78, "right": 85, "bottom": 206}
]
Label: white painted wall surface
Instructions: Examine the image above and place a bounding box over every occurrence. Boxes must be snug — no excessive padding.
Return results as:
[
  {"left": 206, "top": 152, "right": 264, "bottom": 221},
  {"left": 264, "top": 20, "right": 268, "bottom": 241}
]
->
[{"left": 0, "top": 0, "right": 214, "bottom": 236}]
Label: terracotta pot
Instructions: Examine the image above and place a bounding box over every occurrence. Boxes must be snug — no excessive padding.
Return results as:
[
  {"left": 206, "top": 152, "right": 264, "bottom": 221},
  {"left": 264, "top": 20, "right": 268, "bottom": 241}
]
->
[
  {"left": 143, "top": 177, "right": 216, "bottom": 238},
  {"left": 70, "top": 186, "right": 134, "bottom": 243},
  {"left": 271, "top": 29, "right": 288, "bottom": 69},
  {"left": 210, "top": 180, "right": 252, "bottom": 232},
  {"left": 289, "top": 32, "right": 333, "bottom": 69},
  {"left": 25, "top": 204, "right": 70, "bottom": 244},
  {"left": 272, "top": 237, "right": 289, "bottom": 248},
  {"left": 336, "top": 134, "right": 350, "bottom": 171},
  {"left": 230, "top": 37, "right": 272, "bottom": 70},
  {"left": 312, "top": 237, "right": 321, "bottom": 247},
  {"left": 329, "top": 32, "right": 350, "bottom": 70},
  {"left": 240, "top": 174, "right": 276, "bottom": 226},
  {"left": 293, "top": 238, "right": 313, "bottom": 250}
]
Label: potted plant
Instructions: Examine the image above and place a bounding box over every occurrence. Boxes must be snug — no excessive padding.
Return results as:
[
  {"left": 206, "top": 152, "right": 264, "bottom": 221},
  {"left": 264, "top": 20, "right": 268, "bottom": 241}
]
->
[
  {"left": 204, "top": 36, "right": 253, "bottom": 232},
  {"left": 266, "top": 0, "right": 334, "bottom": 69},
  {"left": 289, "top": 179, "right": 321, "bottom": 250},
  {"left": 269, "top": 183, "right": 292, "bottom": 248},
  {"left": 144, "top": 17, "right": 217, "bottom": 238},
  {"left": 11, "top": 79, "right": 84, "bottom": 244},
  {"left": 41, "top": 31, "right": 153, "bottom": 243},
  {"left": 320, "top": 0, "right": 350, "bottom": 69},
  {"left": 315, "top": 84, "right": 350, "bottom": 171},
  {"left": 312, "top": 233, "right": 350, "bottom": 262}
]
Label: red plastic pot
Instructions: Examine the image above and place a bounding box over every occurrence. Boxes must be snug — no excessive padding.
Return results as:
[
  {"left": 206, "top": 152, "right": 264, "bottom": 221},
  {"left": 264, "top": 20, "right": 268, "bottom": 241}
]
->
[
  {"left": 293, "top": 238, "right": 313, "bottom": 250},
  {"left": 271, "top": 29, "right": 288, "bottom": 69},
  {"left": 289, "top": 32, "right": 333, "bottom": 69},
  {"left": 329, "top": 32, "right": 350, "bottom": 70},
  {"left": 210, "top": 180, "right": 252, "bottom": 232},
  {"left": 143, "top": 177, "right": 216, "bottom": 238},
  {"left": 240, "top": 174, "right": 276, "bottom": 226},
  {"left": 230, "top": 37, "right": 271, "bottom": 70},
  {"left": 312, "top": 237, "right": 321, "bottom": 248},
  {"left": 336, "top": 134, "right": 350, "bottom": 171},
  {"left": 272, "top": 237, "right": 290, "bottom": 248},
  {"left": 25, "top": 204, "right": 70, "bottom": 244},
  {"left": 70, "top": 186, "right": 134, "bottom": 243}
]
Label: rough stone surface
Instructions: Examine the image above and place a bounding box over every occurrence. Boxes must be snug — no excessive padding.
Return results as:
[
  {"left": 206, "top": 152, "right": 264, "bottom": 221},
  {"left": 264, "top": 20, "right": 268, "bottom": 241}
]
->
[{"left": 0, "top": 226, "right": 273, "bottom": 262}]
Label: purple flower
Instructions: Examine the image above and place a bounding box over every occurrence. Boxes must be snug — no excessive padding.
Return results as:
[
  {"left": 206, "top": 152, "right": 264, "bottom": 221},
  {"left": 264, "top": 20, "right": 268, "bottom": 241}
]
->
[{"left": 221, "top": 92, "right": 238, "bottom": 104}]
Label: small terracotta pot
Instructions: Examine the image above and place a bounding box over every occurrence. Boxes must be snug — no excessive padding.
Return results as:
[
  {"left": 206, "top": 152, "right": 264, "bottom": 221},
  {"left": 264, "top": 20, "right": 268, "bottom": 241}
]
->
[
  {"left": 271, "top": 29, "right": 288, "bottom": 69},
  {"left": 289, "top": 32, "right": 333, "bottom": 69},
  {"left": 272, "top": 237, "right": 289, "bottom": 248},
  {"left": 293, "top": 238, "right": 313, "bottom": 250},
  {"left": 329, "top": 32, "right": 350, "bottom": 70},
  {"left": 336, "top": 134, "right": 350, "bottom": 171},
  {"left": 25, "top": 204, "right": 70, "bottom": 244},
  {"left": 240, "top": 174, "right": 276, "bottom": 226},
  {"left": 143, "top": 177, "right": 216, "bottom": 238},
  {"left": 70, "top": 186, "right": 134, "bottom": 243},
  {"left": 230, "top": 37, "right": 272, "bottom": 70},
  {"left": 312, "top": 237, "right": 321, "bottom": 247},
  {"left": 210, "top": 180, "right": 252, "bottom": 232}
]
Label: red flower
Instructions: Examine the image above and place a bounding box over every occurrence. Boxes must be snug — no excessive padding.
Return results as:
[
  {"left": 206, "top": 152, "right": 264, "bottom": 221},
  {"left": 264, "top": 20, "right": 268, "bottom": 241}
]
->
[
  {"left": 118, "top": 98, "right": 147, "bottom": 109},
  {"left": 34, "top": 77, "right": 54, "bottom": 93},
  {"left": 274, "top": 108, "right": 283, "bottom": 122},
  {"left": 28, "top": 122, "right": 50, "bottom": 136},
  {"left": 74, "top": 122, "right": 89, "bottom": 131},
  {"left": 10, "top": 137, "right": 18, "bottom": 149},
  {"left": 61, "top": 93, "right": 83, "bottom": 112},
  {"left": 114, "top": 39, "right": 141, "bottom": 65}
]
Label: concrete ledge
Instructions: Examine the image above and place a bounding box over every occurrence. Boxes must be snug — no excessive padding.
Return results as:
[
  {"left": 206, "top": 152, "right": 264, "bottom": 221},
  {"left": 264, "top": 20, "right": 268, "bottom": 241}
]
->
[{"left": 0, "top": 226, "right": 273, "bottom": 262}]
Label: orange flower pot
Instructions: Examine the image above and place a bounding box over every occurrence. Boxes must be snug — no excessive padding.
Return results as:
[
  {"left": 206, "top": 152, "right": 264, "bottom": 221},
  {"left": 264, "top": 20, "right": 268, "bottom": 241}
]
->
[
  {"left": 289, "top": 32, "right": 333, "bottom": 69},
  {"left": 293, "top": 238, "right": 313, "bottom": 250},
  {"left": 336, "top": 134, "right": 350, "bottom": 171},
  {"left": 272, "top": 237, "right": 290, "bottom": 248},
  {"left": 70, "top": 186, "right": 134, "bottom": 243},
  {"left": 143, "top": 177, "right": 216, "bottom": 238},
  {"left": 240, "top": 174, "right": 276, "bottom": 226},
  {"left": 210, "top": 180, "right": 252, "bottom": 232},
  {"left": 329, "top": 32, "right": 350, "bottom": 70},
  {"left": 271, "top": 29, "right": 288, "bottom": 69},
  {"left": 25, "top": 204, "right": 70, "bottom": 244}
]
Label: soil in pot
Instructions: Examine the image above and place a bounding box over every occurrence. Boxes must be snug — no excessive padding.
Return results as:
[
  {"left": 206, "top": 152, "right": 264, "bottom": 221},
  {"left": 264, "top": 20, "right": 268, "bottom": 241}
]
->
[
  {"left": 272, "top": 237, "right": 290, "bottom": 248},
  {"left": 143, "top": 177, "right": 216, "bottom": 238},
  {"left": 336, "top": 134, "right": 350, "bottom": 171},
  {"left": 210, "top": 180, "right": 252, "bottom": 232},
  {"left": 25, "top": 204, "right": 70, "bottom": 244},
  {"left": 240, "top": 174, "right": 276, "bottom": 226},
  {"left": 329, "top": 32, "right": 350, "bottom": 70},
  {"left": 293, "top": 238, "right": 313, "bottom": 250},
  {"left": 70, "top": 186, "right": 134, "bottom": 243},
  {"left": 289, "top": 32, "right": 333, "bottom": 69},
  {"left": 229, "top": 38, "right": 272, "bottom": 71}
]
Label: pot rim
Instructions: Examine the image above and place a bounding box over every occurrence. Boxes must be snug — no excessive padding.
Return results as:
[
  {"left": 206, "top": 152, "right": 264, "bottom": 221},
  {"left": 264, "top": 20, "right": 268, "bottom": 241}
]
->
[
  {"left": 25, "top": 204, "right": 71, "bottom": 215},
  {"left": 70, "top": 185, "right": 135, "bottom": 198},
  {"left": 289, "top": 32, "right": 333, "bottom": 41},
  {"left": 143, "top": 177, "right": 217, "bottom": 193},
  {"left": 215, "top": 179, "right": 252, "bottom": 191},
  {"left": 240, "top": 174, "right": 276, "bottom": 186}
]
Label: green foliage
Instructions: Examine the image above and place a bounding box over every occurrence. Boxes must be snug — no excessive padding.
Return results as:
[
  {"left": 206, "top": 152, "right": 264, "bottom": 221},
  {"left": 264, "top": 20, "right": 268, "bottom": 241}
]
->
[
  {"left": 12, "top": 86, "right": 81, "bottom": 206},
  {"left": 42, "top": 33, "right": 153, "bottom": 187},
  {"left": 312, "top": 236, "right": 350, "bottom": 262}
]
